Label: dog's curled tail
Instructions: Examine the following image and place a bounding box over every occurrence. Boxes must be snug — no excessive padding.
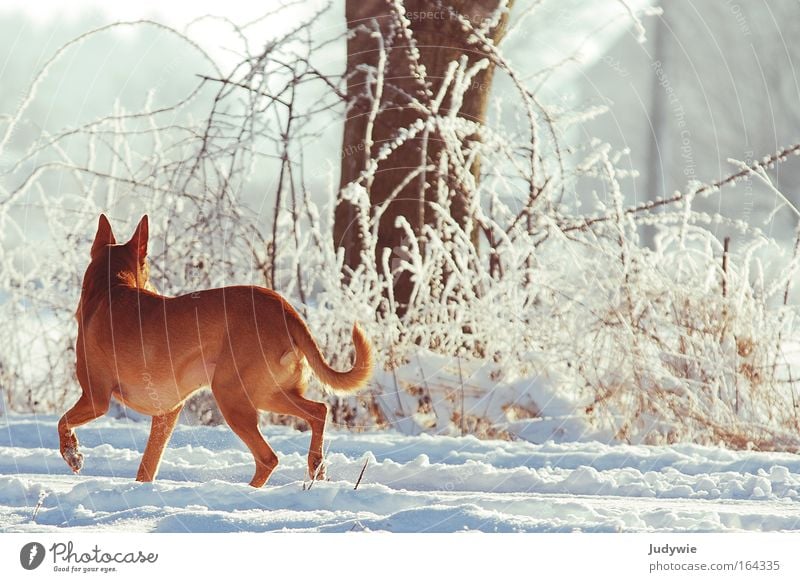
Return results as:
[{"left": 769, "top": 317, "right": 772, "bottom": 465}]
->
[{"left": 289, "top": 319, "right": 373, "bottom": 393}]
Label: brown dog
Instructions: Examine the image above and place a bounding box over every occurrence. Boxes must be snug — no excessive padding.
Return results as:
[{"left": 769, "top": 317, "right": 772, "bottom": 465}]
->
[{"left": 58, "top": 214, "right": 372, "bottom": 487}]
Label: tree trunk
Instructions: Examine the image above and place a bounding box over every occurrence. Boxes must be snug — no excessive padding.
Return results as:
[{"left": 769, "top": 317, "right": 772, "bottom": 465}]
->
[{"left": 335, "top": 0, "right": 513, "bottom": 311}]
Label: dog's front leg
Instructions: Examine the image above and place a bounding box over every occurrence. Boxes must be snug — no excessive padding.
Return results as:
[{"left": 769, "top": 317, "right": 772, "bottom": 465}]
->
[
  {"left": 136, "top": 404, "right": 184, "bottom": 482},
  {"left": 58, "top": 390, "right": 111, "bottom": 473}
]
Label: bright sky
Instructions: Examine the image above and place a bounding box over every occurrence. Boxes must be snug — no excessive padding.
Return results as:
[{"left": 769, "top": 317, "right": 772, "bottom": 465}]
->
[
  {"left": 0, "top": 0, "right": 653, "bottom": 67},
  {"left": 0, "top": 0, "right": 295, "bottom": 25},
  {"left": 0, "top": 0, "right": 658, "bottom": 95},
  {"left": 0, "top": 0, "right": 330, "bottom": 67}
]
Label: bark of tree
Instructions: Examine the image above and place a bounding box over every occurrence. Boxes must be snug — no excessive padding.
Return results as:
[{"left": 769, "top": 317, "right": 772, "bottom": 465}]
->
[{"left": 335, "top": 0, "right": 513, "bottom": 311}]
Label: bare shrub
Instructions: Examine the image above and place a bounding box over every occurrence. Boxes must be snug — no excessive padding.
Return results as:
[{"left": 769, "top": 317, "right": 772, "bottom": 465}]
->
[{"left": 2, "top": 2, "right": 799, "bottom": 449}]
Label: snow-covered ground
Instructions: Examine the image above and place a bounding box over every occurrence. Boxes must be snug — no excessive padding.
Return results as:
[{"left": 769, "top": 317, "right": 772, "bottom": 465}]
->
[{"left": 1, "top": 414, "right": 800, "bottom": 533}]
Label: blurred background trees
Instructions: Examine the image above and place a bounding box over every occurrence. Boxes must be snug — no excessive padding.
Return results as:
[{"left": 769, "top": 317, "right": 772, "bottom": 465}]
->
[{"left": 3, "top": 1, "right": 800, "bottom": 448}]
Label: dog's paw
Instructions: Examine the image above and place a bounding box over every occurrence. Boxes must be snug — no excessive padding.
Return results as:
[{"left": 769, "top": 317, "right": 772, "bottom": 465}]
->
[
  {"left": 309, "top": 460, "right": 326, "bottom": 481},
  {"left": 62, "top": 448, "right": 84, "bottom": 473}
]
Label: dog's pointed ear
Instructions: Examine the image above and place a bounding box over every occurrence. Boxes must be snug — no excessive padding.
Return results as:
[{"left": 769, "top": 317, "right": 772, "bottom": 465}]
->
[
  {"left": 91, "top": 214, "right": 116, "bottom": 257},
  {"left": 129, "top": 215, "right": 149, "bottom": 262}
]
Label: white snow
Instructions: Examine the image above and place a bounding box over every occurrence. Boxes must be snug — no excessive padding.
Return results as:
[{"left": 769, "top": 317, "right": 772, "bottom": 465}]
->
[{"left": 1, "top": 414, "right": 800, "bottom": 532}]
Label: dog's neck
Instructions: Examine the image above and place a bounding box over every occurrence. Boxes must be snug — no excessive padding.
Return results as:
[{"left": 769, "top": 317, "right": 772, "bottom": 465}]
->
[{"left": 76, "top": 260, "right": 147, "bottom": 321}]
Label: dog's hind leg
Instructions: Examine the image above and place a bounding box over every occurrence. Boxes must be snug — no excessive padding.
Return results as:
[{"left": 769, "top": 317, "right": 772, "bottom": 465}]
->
[
  {"left": 219, "top": 400, "right": 279, "bottom": 487},
  {"left": 136, "top": 404, "right": 184, "bottom": 482},
  {"left": 58, "top": 390, "right": 111, "bottom": 473},
  {"left": 266, "top": 388, "right": 329, "bottom": 481},
  {"left": 211, "top": 361, "right": 279, "bottom": 487}
]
